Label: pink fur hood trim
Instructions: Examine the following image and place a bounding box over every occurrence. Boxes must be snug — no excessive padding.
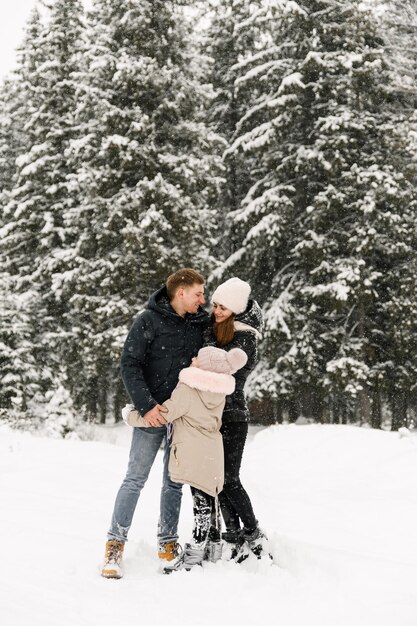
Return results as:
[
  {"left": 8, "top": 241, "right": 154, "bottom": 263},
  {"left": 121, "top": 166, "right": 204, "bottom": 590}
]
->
[{"left": 179, "top": 367, "right": 236, "bottom": 395}]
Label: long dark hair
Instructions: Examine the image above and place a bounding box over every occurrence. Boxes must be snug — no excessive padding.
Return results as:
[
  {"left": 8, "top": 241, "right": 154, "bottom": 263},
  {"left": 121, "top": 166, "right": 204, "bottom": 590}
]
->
[{"left": 211, "top": 313, "right": 236, "bottom": 347}]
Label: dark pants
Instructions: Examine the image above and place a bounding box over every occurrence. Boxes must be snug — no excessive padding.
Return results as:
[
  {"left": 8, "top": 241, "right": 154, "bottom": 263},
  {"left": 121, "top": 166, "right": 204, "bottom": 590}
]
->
[
  {"left": 190, "top": 487, "right": 221, "bottom": 546},
  {"left": 219, "top": 421, "right": 257, "bottom": 534}
]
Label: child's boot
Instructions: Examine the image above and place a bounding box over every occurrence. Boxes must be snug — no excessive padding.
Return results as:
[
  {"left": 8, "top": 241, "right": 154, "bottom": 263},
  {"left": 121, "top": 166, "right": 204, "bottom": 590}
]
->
[
  {"left": 204, "top": 540, "right": 223, "bottom": 563},
  {"left": 163, "top": 543, "right": 205, "bottom": 574}
]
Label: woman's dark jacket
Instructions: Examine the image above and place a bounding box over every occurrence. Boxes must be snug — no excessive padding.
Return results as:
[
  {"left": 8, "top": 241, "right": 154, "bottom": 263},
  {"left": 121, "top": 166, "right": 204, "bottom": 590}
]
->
[
  {"left": 120, "top": 286, "right": 208, "bottom": 416},
  {"left": 204, "top": 299, "right": 263, "bottom": 422}
]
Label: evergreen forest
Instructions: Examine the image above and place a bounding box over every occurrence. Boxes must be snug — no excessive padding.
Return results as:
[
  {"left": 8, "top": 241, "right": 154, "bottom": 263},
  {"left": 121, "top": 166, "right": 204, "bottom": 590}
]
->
[{"left": 1, "top": 0, "right": 416, "bottom": 432}]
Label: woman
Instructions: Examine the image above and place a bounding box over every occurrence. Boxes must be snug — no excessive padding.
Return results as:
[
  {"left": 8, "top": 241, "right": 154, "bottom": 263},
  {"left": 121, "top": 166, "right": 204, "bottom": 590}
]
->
[{"left": 205, "top": 277, "right": 271, "bottom": 562}]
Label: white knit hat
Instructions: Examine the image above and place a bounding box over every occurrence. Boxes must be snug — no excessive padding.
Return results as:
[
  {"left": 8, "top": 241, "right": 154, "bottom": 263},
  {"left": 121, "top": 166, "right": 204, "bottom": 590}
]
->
[
  {"left": 197, "top": 346, "right": 248, "bottom": 375},
  {"left": 211, "top": 277, "right": 251, "bottom": 315}
]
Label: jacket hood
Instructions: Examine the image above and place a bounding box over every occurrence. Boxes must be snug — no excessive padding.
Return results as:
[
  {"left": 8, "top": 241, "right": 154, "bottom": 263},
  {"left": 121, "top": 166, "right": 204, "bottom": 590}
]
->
[
  {"left": 146, "top": 286, "right": 208, "bottom": 324},
  {"left": 234, "top": 299, "right": 263, "bottom": 337},
  {"left": 179, "top": 367, "right": 235, "bottom": 406}
]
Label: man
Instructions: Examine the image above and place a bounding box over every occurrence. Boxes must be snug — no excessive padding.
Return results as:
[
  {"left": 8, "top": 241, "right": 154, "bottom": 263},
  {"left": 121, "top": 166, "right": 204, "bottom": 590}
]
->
[{"left": 101, "top": 268, "right": 207, "bottom": 578}]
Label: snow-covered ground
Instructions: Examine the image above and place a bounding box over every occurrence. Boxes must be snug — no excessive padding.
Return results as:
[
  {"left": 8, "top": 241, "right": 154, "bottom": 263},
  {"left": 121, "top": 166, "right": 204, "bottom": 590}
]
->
[{"left": 2, "top": 422, "right": 417, "bottom": 626}]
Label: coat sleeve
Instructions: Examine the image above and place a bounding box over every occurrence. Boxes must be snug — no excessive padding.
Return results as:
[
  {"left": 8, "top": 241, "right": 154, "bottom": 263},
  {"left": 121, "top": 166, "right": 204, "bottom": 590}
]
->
[
  {"left": 162, "top": 384, "right": 190, "bottom": 422},
  {"left": 125, "top": 409, "right": 149, "bottom": 428},
  {"left": 120, "top": 312, "right": 156, "bottom": 416},
  {"left": 233, "top": 331, "right": 257, "bottom": 385}
]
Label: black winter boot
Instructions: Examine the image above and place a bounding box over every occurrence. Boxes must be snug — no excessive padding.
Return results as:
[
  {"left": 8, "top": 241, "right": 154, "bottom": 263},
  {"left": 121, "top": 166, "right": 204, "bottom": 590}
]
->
[
  {"left": 235, "top": 526, "right": 273, "bottom": 563},
  {"left": 222, "top": 529, "right": 244, "bottom": 560}
]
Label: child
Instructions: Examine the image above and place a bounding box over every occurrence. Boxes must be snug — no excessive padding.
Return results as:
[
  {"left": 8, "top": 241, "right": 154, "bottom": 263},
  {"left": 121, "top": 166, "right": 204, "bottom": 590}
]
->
[{"left": 123, "top": 345, "right": 247, "bottom": 573}]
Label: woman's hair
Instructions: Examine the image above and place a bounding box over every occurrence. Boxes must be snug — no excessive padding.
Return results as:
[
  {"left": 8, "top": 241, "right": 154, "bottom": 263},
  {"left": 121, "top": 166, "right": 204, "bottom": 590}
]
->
[
  {"left": 212, "top": 313, "right": 235, "bottom": 346},
  {"left": 166, "top": 268, "right": 205, "bottom": 300}
]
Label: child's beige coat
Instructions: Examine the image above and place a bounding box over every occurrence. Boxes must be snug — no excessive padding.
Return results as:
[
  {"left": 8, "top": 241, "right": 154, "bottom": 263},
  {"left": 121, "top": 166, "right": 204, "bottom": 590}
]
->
[{"left": 125, "top": 366, "right": 236, "bottom": 497}]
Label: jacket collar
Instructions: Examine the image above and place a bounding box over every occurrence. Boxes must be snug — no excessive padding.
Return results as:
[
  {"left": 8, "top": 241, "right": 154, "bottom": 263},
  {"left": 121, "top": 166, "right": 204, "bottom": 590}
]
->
[
  {"left": 235, "top": 299, "right": 263, "bottom": 336},
  {"left": 234, "top": 320, "right": 262, "bottom": 339},
  {"left": 146, "top": 286, "right": 208, "bottom": 325},
  {"left": 179, "top": 367, "right": 236, "bottom": 395}
]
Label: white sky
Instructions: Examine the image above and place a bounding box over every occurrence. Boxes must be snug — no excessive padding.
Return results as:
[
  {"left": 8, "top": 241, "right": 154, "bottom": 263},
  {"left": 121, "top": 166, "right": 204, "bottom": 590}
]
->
[
  {"left": 0, "top": 0, "right": 38, "bottom": 78},
  {"left": 0, "top": 0, "right": 92, "bottom": 80}
]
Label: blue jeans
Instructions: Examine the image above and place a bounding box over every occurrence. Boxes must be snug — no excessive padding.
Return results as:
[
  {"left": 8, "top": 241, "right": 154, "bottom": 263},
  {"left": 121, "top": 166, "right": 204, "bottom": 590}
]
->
[{"left": 107, "top": 426, "right": 183, "bottom": 544}]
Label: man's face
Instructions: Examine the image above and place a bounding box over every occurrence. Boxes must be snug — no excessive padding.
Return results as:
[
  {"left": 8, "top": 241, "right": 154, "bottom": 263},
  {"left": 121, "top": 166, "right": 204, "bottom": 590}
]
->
[{"left": 180, "top": 283, "right": 205, "bottom": 314}]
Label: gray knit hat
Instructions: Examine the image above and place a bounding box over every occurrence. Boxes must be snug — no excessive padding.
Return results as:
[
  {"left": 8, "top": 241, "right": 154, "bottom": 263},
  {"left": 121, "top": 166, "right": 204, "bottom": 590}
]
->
[{"left": 197, "top": 346, "right": 247, "bottom": 375}]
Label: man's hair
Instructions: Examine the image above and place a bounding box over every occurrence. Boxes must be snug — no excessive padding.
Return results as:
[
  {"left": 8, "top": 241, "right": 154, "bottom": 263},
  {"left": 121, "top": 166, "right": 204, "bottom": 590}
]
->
[{"left": 166, "top": 268, "right": 205, "bottom": 300}]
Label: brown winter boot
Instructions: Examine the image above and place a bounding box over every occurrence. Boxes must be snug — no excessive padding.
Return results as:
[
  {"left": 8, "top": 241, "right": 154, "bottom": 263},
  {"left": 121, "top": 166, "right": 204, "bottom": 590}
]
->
[
  {"left": 158, "top": 541, "right": 182, "bottom": 562},
  {"left": 101, "top": 540, "right": 124, "bottom": 579}
]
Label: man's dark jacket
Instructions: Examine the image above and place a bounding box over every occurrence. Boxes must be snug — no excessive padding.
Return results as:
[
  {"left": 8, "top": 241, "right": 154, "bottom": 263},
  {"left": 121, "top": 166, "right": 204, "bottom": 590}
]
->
[{"left": 121, "top": 286, "right": 208, "bottom": 416}]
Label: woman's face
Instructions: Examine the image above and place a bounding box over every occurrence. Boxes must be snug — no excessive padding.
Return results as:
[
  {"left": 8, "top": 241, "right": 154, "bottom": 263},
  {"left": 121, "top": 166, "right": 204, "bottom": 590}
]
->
[{"left": 212, "top": 302, "right": 233, "bottom": 324}]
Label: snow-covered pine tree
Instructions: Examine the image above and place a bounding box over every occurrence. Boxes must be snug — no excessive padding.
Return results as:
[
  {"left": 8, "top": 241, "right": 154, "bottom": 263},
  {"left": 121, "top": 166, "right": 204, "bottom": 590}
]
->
[
  {"left": 0, "top": 9, "right": 51, "bottom": 421},
  {"left": 1, "top": 7, "right": 48, "bottom": 278},
  {"left": 380, "top": 2, "right": 417, "bottom": 427},
  {"left": 0, "top": 1, "right": 85, "bottom": 422},
  {"left": 0, "top": 272, "right": 49, "bottom": 421},
  {"left": 216, "top": 0, "right": 417, "bottom": 427},
  {"left": 0, "top": 77, "right": 38, "bottom": 419},
  {"left": 202, "top": 0, "right": 265, "bottom": 256},
  {"left": 30, "top": 0, "right": 85, "bottom": 300},
  {"left": 382, "top": 0, "right": 417, "bottom": 109},
  {"left": 62, "top": 0, "right": 223, "bottom": 420},
  {"left": 0, "top": 79, "right": 22, "bottom": 201}
]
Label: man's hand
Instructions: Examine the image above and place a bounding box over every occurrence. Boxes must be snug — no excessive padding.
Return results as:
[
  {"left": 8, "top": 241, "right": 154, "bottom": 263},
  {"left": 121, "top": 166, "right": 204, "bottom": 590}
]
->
[{"left": 143, "top": 404, "right": 168, "bottom": 427}]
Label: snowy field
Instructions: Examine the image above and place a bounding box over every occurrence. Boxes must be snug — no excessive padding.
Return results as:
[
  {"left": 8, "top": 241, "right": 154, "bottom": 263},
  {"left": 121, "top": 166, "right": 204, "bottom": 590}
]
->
[{"left": 1, "top": 422, "right": 417, "bottom": 626}]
